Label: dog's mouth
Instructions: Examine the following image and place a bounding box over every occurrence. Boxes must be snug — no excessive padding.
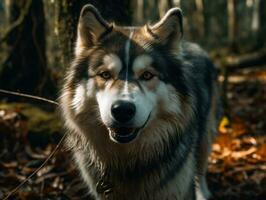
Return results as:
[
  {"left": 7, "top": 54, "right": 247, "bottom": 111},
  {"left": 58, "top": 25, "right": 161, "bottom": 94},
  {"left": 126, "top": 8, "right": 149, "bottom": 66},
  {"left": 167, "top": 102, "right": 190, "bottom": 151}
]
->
[
  {"left": 108, "top": 127, "right": 140, "bottom": 144},
  {"left": 108, "top": 113, "right": 151, "bottom": 144}
]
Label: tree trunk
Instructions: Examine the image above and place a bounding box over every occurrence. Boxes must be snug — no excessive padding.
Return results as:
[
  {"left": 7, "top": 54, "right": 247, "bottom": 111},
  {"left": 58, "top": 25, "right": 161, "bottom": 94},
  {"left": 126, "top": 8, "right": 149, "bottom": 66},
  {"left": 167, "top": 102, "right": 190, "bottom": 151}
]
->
[
  {"left": 181, "top": 0, "right": 199, "bottom": 41},
  {"left": 158, "top": 0, "right": 170, "bottom": 18},
  {"left": 227, "top": 0, "right": 238, "bottom": 52},
  {"left": 202, "top": 0, "right": 228, "bottom": 47},
  {"left": 55, "top": 0, "right": 132, "bottom": 68},
  {"left": 144, "top": 0, "right": 160, "bottom": 23},
  {"left": 133, "top": 0, "right": 144, "bottom": 25},
  {"left": 257, "top": 0, "right": 266, "bottom": 48},
  {"left": 173, "top": 0, "right": 181, "bottom": 7},
  {"left": 195, "top": 0, "right": 204, "bottom": 38},
  {"left": 251, "top": 0, "right": 260, "bottom": 35},
  {"left": 0, "top": 0, "right": 55, "bottom": 97}
]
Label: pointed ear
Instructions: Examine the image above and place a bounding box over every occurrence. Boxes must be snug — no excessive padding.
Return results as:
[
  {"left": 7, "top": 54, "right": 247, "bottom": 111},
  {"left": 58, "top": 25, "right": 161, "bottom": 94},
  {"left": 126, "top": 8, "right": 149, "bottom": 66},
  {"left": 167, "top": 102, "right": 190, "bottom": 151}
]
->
[
  {"left": 76, "top": 4, "right": 111, "bottom": 51},
  {"left": 147, "top": 8, "right": 183, "bottom": 46}
]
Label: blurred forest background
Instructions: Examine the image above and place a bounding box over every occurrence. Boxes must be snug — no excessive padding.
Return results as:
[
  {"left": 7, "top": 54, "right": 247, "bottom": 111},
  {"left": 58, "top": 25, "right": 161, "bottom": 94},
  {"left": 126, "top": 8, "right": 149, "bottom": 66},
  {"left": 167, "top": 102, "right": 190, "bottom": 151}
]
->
[{"left": 0, "top": 0, "right": 265, "bottom": 199}]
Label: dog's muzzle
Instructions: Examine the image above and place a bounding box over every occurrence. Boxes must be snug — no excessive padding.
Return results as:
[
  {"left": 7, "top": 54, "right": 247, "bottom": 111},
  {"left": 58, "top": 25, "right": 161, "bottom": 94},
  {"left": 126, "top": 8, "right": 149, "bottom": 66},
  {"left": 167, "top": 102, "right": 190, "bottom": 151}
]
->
[
  {"left": 111, "top": 100, "right": 136, "bottom": 123},
  {"left": 108, "top": 100, "right": 137, "bottom": 143},
  {"left": 107, "top": 100, "right": 151, "bottom": 144}
]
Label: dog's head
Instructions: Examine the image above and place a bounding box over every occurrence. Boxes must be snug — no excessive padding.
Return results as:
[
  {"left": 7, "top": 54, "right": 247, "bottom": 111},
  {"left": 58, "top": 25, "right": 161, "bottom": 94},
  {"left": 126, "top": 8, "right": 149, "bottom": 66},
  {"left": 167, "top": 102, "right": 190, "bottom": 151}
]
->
[{"left": 62, "top": 5, "right": 191, "bottom": 145}]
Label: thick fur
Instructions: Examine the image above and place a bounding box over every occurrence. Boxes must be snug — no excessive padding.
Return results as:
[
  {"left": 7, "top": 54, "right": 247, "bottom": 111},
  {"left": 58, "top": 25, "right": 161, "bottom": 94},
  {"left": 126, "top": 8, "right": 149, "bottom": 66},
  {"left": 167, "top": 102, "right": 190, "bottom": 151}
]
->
[{"left": 60, "top": 5, "right": 219, "bottom": 200}]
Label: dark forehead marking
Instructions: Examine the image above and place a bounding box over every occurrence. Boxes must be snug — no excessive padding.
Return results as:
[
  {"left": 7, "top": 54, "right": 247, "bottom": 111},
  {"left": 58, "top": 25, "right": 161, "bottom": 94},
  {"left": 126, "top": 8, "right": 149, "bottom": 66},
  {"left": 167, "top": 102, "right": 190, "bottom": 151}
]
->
[
  {"left": 101, "top": 28, "right": 147, "bottom": 61},
  {"left": 96, "top": 28, "right": 149, "bottom": 79}
]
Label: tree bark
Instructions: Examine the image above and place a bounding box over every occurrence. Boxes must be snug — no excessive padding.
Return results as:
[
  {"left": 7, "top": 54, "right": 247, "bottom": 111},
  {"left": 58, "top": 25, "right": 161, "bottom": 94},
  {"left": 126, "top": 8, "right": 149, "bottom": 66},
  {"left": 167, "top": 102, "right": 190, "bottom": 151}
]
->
[
  {"left": 0, "top": 0, "right": 55, "bottom": 97},
  {"left": 202, "top": 0, "right": 228, "bottom": 46},
  {"left": 134, "top": 0, "right": 144, "bottom": 25},
  {"left": 257, "top": 0, "right": 266, "bottom": 48},
  {"left": 251, "top": 0, "right": 260, "bottom": 35},
  {"left": 158, "top": 0, "right": 170, "bottom": 18},
  {"left": 195, "top": 0, "right": 204, "bottom": 38},
  {"left": 173, "top": 0, "right": 181, "bottom": 7},
  {"left": 227, "top": 0, "right": 238, "bottom": 52},
  {"left": 55, "top": 0, "right": 132, "bottom": 68}
]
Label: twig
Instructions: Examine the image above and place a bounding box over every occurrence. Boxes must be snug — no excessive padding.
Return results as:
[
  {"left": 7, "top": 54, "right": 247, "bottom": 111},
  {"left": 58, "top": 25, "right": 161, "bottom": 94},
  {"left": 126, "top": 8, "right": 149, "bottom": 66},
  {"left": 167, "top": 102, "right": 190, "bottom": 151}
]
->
[
  {"left": 0, "top": 89, "right": 58, "bottom": 106},
  {"left": 3, "top": 133, "right": 66, "bottom": 200},
  {"left": 0, "top": 89, "right": 63, "bottom": 199}
]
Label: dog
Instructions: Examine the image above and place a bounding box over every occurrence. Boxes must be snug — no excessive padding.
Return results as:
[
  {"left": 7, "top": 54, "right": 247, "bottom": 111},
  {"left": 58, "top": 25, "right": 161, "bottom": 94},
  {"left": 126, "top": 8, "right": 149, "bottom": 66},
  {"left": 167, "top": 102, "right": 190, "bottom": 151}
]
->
[{"left": 60, "top": 4, "right": 219, "bottom": 200}]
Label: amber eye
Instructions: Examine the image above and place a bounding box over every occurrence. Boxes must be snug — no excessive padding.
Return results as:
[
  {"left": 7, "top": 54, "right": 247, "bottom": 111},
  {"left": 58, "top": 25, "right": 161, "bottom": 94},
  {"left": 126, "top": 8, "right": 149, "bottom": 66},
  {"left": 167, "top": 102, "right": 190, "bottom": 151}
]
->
[
  {"left": 99, "top": 71, "right": 112, "bottom": 80},
  {"left": 140, "top": 71, "right": 154, "bottom": 81}
]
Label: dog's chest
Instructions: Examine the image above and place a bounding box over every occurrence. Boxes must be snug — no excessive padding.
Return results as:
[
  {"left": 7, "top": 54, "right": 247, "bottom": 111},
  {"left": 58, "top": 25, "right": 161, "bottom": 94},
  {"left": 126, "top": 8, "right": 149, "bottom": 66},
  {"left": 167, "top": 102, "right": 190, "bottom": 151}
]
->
[{"left": 74, "top": 149, "right": 196, "bottom": 200}]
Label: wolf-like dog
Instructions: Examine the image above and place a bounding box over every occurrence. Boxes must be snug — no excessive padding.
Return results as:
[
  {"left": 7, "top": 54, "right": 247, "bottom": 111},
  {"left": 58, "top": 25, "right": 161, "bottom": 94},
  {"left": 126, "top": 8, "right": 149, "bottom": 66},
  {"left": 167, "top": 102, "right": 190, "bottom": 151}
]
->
[{"left": 60, "top": 4, "right": 219, "bottom": 200}]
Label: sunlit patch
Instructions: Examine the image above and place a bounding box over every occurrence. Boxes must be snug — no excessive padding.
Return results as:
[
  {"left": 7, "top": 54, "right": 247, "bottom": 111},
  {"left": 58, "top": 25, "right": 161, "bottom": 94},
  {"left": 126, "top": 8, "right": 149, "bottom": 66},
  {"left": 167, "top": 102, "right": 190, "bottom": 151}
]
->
[
  {"left": 103, "top": 54, "right": 122, "bottom": 74},
  {"left": 132, "top": 54, "right": 154, "bottom": 74},
  {"left": 72, "top": 82, "right": 86, "bottom": 113}
]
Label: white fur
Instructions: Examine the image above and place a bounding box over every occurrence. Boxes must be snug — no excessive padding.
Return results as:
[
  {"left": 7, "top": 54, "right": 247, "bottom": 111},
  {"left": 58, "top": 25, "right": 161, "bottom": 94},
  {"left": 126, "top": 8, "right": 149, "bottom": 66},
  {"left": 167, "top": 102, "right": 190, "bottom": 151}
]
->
[
  {"left": 71, "top": 79, "right": 97, "bottom": 115},
  {"left": 75, "top": 32, "right": 84, "bottom": 56},
  {"left": 95, "top": 78, "right": 183, "bottom": 143},
  {"left": 132, "top": 54, "right": 153, "bottom": 73},
  {"left": 72, "top": 82, "right": 87, "bottom": 114},
  {"left": 96, "top": 86, "right": 118, "bottom": 127},
  {"left": 159, "top": 84, "right": 181, "bottom": 115},
  {"left": 86, "top": 79, "right": 96, "bottom": 97},
  {"left": 129, "top": 85, "right": 156, "bottom": 127},
  {"left": 103, "top": 54, "right": 122, "bottom": 74},
  {"left": 95, "top": 83, "right": 154, "bottom": 129}
]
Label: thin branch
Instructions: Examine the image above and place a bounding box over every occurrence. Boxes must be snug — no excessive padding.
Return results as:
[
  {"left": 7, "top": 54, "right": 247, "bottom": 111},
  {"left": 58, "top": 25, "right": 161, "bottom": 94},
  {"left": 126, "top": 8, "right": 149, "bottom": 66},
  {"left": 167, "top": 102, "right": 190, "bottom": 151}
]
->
[
  {"left": 3, "top": 133, "right": 66, "bottom": 200},
  {"left": 0, "top": 89, "right": 62, "bottom": 199},
  {"left": 0, "top": 89, "right": 58, "bottom": 105}
]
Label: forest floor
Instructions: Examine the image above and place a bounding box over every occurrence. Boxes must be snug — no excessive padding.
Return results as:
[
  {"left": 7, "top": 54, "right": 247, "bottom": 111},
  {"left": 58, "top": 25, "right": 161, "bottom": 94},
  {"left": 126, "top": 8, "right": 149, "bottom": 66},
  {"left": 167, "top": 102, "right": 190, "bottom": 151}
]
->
[{"left": 0, "top": 66, "right": 265, "bottom": 200}]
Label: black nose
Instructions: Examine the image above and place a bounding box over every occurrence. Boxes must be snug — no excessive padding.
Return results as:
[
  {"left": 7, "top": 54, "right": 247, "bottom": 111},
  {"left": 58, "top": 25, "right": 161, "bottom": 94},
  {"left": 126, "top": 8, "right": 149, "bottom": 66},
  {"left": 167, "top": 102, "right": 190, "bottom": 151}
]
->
[{"left": 111, "top": 100, "right": 136, "bottom": 123}]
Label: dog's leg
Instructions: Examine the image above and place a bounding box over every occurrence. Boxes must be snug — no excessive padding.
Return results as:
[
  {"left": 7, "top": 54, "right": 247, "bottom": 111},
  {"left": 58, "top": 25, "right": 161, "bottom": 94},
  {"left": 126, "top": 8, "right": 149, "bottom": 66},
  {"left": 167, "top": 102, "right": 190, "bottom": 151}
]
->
[
  {"left": 197, "top": 92, "right": 219, "bottom": 200},
  {"left": 197, "top": 83, "right": 220, "bottom": 200},
  {"left": 196, "top": 131, "right": 212, "bottom": 200}
]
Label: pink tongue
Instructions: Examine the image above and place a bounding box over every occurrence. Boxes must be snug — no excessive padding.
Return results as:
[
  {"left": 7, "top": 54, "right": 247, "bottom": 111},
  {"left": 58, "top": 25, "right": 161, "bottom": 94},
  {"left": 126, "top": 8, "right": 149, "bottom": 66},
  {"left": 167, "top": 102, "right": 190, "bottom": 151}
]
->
[{"left": 111, "top": 128, "right": 134, "bottom": 135}]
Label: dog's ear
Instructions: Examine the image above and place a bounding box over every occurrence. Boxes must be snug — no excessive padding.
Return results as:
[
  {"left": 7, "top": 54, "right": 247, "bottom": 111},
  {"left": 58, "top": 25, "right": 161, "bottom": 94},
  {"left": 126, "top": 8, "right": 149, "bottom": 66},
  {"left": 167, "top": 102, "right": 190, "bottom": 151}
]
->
[
  {"left": 147, "top": 8, "right": 183, "bottom": 46},
  {"left": 76, "top": 4, "right": 111, "bottom": 51}
]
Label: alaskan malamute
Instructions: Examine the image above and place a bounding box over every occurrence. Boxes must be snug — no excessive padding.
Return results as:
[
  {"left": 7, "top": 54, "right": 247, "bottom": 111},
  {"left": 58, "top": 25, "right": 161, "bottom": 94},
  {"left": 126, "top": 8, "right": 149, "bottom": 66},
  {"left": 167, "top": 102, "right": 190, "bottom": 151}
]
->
[{"left": 60, "top": 4, "right": 219, "bottom": 200}]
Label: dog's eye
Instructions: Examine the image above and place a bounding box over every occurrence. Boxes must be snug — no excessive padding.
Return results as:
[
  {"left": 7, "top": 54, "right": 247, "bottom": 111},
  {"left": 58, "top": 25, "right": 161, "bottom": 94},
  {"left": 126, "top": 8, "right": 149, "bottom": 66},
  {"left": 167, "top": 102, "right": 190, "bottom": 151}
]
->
[
  {"left": 140, "top": 71, "right": 154, "bottom": 81},
  {"left": 99, "top": 71, "right": 112, "bottom": 80}
]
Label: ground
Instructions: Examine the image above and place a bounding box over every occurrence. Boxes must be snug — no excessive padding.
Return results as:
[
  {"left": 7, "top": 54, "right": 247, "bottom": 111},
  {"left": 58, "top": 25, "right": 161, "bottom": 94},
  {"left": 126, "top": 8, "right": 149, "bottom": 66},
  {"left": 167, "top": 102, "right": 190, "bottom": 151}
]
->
[{"left": 0, "top": 67, "right": 265, "bottom": 200}]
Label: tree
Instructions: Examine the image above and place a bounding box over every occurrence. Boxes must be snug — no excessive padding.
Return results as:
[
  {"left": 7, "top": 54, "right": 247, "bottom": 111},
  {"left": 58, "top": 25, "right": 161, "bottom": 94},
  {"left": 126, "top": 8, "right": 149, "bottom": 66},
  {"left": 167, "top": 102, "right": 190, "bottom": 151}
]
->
[
  {"left": 257, "top": 0, "right": 266, "bottom": 48},
  {"left": 227, "top": 0, "right": 238, "bottom": 52},
  {"left": 55, "top": 0, "right": 132, "bottom": 68},
  {"left": 0, "top": 0, "right": 55, "bottom": 97}
]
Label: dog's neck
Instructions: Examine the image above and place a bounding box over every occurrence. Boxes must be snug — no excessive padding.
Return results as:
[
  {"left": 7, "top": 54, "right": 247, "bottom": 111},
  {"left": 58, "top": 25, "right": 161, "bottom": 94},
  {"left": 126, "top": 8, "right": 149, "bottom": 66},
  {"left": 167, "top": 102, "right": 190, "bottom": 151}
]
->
[{"left": 83, "top": 125, "right": 192, "bottom": 189}]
